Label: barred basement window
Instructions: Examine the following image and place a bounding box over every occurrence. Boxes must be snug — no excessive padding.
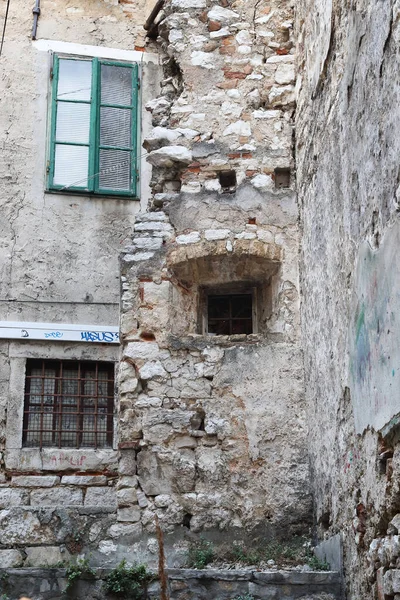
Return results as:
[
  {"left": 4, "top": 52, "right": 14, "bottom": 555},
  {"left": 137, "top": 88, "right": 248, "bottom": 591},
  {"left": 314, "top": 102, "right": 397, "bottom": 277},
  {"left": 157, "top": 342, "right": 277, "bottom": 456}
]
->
[
  {"left": 48, "top": 56, "right": 139, "bottom": 197},
  {"left": 200, "top": 285, "right": 257, "bottom": 335},
  {"left": 23, "top": 360, "right": 115, "bottom": 449}
]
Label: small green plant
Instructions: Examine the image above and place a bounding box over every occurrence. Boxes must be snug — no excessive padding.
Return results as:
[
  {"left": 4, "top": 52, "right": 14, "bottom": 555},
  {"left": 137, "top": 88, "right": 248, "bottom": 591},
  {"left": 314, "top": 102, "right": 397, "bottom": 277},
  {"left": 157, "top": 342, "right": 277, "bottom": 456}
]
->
[
  {"left": 65, "top": 557, "right": 96, "bottom": 591},
  {"left": 307, "top": 554, "right": 330, "bottom": 571},
  {"left": 232, "top": 545, "right": 262, "bottom": 565},
  {"left": 187, "top": 537, "right": 215, "bottom": 569},
  {"left": 103, "top": 560, "right": 152, "bottom": 599},
  {"left": 0, "top": 572, "right": 9, "bottom": 598},
  {"left": 233, "top": 595, "right": 255, "bottom": 600}
]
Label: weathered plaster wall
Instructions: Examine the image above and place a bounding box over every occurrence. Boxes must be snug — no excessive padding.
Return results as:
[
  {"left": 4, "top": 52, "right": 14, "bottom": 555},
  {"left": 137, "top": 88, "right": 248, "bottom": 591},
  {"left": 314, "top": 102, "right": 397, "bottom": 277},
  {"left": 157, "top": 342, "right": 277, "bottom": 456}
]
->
[
  {"left": 296, "top": 0, "right": 400, "bottom": 597},
  {"left": 117, "top": 0, "right": 312, "bottom": 562},
  {"left": 0, "top": 0, "right": 158, "bottom": 321},
  {"left": 0, "top": 0, "right": 161, "bottom": 568}
]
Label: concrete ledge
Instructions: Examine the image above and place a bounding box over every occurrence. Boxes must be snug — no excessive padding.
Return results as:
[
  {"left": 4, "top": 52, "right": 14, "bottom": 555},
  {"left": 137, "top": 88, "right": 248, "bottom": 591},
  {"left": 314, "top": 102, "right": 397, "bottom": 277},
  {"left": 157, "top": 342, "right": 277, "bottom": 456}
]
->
[
  {"left": 0, "top": 567, "right": 342, "bottom": 600},
  {"left": 167, "top": 568, "right": 252, "bottom": 580}
]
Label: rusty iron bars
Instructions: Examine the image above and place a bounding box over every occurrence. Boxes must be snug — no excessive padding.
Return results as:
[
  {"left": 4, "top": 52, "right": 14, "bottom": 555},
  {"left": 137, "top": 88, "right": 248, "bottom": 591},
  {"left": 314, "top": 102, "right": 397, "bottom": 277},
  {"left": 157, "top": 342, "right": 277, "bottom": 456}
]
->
[{"left": 23, "top": 359, "right": 114, "bottom": 450}]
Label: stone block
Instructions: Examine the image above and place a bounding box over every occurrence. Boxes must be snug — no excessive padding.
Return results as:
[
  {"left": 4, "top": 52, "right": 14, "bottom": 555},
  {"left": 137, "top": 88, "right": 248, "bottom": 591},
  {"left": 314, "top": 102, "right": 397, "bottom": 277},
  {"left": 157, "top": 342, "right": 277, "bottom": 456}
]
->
[
  {"left": 124, "top": 342, "right": 161, "bottom": 360},
  {"left": 146, "top": 146, "right": 192, "bottom": 168},
  {"left": 116, "top": 475, "right": 138, "bottom": 489},
  {"left": 61, "top": 475, "right": 108, "bottom": 486},
  {"left": 116, "top": 487, "right": 138, "bottom": 507},
  {"left": 176, "top": 232, "right": 201, "bottom": 244},
  {"left": 137, "top": 450, "right": 174, "bottom": 495},
  {"left": 139, "top": 361, "right": 167, "bottom": 380},
  {"left": 107, "top": 522, "right": 142, "bottom": 538},
  {"left": 30, "top": 487, "right": 83, "bottom": 506},
  {"left": 0, "top": 488, "right": 29, "bottom": 508},
  {"left": 134, "top": 221, "right": 173, "bottom": 232},
  {"left": 0, "top": 549, "right": 24, "bottom": 567},
  {"left": 137, "top": 490, "right": 148, "bottom": 508},
  {"left": 0, "top": 509, "right": 57, "bottom": 545},
  {"left": 40, "top": 449, "right": 118, "bottom": 472},
  {"left": 384, "top": 569, "right": 400, "bottom": 595},
  {"left": 117, "top": 506, "right": 141, "bottom": 522},
  {"left": 204, "top": 229, "right": 230, "bottom": 241},
  {"left": 119, "top": 450, "right": 137, "bottom": 476},
  {"left": 208, "top": 6, "right": 239, "bottom": 22},
  {"left": 12, "top": 475, "right": 60, "bottom": 487},
  {"left": 25, "top": 546, "right": 69, "bottom": 567},
  {"left": 133, "top": 237, "right": 163, "bottom": 250},
  {"left": 171, "top": 0, "right": 206, "bottom": 7},
  {"left": 84, "top": 487, "right": 117, "bottom": 507}
]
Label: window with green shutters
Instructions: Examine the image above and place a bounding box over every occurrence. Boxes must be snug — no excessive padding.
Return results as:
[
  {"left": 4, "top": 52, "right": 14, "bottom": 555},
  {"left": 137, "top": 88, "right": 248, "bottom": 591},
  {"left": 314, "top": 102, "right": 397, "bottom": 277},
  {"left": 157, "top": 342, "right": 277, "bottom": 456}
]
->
[{"left": 48, "top": 56, "right": 139, "bottom": 197}]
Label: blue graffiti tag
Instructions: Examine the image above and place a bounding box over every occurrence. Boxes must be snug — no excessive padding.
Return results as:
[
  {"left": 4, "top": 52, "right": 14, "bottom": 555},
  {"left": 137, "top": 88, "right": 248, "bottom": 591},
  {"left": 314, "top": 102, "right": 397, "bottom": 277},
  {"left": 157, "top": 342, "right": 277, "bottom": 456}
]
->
[
  {"left": 80, "top": 331, "right": 119, "bottom": 343},
  {"left": 44, "top": 331, "right": 63, "bottom": 339}
]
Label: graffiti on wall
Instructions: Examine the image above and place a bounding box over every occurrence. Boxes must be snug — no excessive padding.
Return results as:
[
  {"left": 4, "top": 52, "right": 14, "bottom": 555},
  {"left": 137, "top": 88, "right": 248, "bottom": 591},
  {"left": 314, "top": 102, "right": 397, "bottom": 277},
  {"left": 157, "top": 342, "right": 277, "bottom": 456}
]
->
[{"left": 350, "top": 222, "right": 400, "bottom": 434}]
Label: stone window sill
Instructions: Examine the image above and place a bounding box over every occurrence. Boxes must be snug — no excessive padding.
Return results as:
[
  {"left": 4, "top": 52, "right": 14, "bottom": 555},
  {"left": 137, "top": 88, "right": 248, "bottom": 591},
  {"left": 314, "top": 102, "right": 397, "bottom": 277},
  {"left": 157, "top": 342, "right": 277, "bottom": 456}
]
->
[
  {"left": 4, "top": 447, "right": 118, "bottom": 473},
  {"left": 168, "top": 333, "right": 285, "bottom": 351}
]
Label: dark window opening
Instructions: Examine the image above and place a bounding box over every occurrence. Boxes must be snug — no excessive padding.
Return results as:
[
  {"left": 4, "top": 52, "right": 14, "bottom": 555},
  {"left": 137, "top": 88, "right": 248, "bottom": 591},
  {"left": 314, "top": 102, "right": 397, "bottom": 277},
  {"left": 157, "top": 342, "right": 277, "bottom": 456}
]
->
[
  {"left": 207, "top": 294, "right": 253, "bottom": 335},
  {"left": 23, "top": 359, "right": 114, "bottom": 450},
  {"left": 219, "top": 170, "right": 237, "bottom": 192},
  {"left": 274, "top": 167, "right": 291, "bottom": 189}
]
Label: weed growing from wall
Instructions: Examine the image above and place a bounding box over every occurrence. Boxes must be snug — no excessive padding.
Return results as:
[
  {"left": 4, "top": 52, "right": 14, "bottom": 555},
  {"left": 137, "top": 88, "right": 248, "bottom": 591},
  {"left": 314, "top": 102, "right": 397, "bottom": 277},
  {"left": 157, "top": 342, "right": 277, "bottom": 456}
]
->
[
  {"left": 186, "top": 537, "right": 215, "bottom": 569},
  {"left": 103, "top": 560, "right": 152, "bottom": 599},
  {"left": 65, "top": 557, "right": 96, "bottom": 591}
]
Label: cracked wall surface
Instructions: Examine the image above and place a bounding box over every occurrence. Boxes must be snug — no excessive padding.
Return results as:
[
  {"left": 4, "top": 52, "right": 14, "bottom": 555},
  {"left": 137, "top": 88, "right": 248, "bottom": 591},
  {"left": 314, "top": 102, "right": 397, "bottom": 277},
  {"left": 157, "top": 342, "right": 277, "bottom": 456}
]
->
[{"left": 296, "top": 0, "right": 400, "bottom": 598}]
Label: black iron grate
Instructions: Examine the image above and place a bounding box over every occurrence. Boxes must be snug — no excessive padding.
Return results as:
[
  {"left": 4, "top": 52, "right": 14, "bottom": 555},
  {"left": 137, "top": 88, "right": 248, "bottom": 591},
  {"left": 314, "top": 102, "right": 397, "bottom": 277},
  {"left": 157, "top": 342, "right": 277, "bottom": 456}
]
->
[{"left": 23, "top": 359, "right": 114, "bottom": 449}]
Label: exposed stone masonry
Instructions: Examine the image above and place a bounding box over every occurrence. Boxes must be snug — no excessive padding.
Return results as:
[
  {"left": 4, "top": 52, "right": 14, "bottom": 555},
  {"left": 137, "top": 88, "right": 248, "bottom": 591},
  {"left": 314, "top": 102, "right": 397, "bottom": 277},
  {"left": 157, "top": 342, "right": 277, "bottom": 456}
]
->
[{"left": 117, "top": 0, "right": 311, "bottom": 563}]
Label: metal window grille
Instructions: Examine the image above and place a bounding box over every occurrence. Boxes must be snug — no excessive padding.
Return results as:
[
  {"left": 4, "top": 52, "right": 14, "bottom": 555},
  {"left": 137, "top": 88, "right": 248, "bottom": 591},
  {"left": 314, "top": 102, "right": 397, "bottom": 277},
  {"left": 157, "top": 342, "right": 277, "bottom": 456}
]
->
[
  {"left": 207, "top": 294, "right": 253, "bottom": 335},
  {"left": 23, "top": 359, "right": 114, "bottom": 449}
]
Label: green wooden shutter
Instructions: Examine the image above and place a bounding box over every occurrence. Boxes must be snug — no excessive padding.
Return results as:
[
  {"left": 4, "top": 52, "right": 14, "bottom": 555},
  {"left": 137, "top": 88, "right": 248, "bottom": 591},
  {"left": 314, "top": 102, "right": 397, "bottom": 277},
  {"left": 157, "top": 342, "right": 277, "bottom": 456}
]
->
[{"left": 48, "top": 56, "right": 139, "bottom": 197}]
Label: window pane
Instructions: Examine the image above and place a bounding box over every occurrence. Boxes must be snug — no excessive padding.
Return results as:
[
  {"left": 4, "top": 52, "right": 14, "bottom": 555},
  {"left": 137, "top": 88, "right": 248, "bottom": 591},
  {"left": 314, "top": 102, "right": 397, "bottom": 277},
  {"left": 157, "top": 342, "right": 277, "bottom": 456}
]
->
[
  {"left": 207, "top": 294, "right": 253, "bottom": 335},
  {"left": 101, "top": 64, "right": 132, "bottom": 106},
  {"left": 232, "top": 319, "right": 253, "bottom": 334},
  {"left": 56, "top": 102, "right": 90, "bottom": 144},
  {"left": 53, "top": 144, "right": 89, "bottom": 188},
  {"left": 100, "top": 107, "right": 132, "bottom": 148},
  {"left": 231, "top": 295, "right": 252, "bottom": 318},
  {"left": 208, "top": 296, "right": 230, "bottom": 319},
  {"left": 23, "top": 360, "right": 114, "bottom": 449},
  {"left": 99, "top": 149, "right": 131, "bottom": 191},
  {"left": 58, "top": 59, "right": 92, "bottom": 101}
]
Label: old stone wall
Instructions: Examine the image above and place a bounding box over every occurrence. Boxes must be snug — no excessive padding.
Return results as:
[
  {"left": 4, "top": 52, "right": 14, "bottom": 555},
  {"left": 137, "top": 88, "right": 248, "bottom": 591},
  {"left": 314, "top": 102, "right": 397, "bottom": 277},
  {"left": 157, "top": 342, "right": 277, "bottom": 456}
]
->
[
  {"left": 118, "top": 0, "right": 312, "bottom": 562},
  {"left": 0, "top": 567, "right": 341, "bottom": 600},
  {"left": 296, "top": 0, "right": 400, "bottom": 598}
]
